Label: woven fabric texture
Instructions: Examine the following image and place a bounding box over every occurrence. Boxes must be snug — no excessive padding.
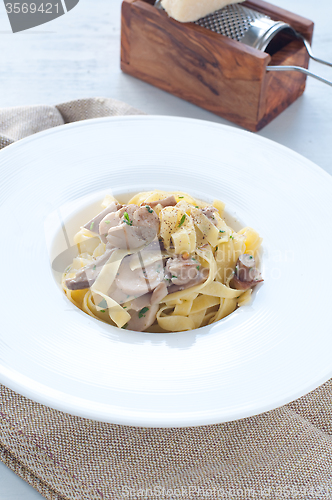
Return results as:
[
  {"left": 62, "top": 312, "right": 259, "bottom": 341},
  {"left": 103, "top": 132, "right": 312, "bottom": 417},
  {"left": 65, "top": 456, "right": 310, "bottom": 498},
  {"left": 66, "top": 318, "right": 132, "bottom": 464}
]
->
[{"left": 0, "top": 98, "right": 331, "bottom": 500}]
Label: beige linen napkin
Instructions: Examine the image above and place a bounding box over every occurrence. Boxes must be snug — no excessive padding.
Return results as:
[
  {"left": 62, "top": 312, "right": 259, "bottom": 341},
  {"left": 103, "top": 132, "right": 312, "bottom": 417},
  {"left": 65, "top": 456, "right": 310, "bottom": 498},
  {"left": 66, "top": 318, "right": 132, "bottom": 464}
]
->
[{"left": 1, "top": 98, "right": 332, "bottom": 500}]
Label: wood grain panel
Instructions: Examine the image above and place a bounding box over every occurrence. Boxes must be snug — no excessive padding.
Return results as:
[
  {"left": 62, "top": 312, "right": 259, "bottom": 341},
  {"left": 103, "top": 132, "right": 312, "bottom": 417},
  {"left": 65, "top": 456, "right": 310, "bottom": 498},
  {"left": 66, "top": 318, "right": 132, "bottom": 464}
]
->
[
  {"left": 121, "top": 0, "right": 136, "bottom": 65},
  {"left": 257, "top": 40, "right": 309, "bottom": 130}
]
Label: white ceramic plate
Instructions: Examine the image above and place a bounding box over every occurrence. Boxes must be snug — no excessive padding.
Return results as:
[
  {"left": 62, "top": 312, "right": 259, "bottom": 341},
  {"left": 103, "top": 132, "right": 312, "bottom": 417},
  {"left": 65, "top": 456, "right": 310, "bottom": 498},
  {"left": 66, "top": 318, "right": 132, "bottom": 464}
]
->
[{"left": 1, "top": 116, "right": 331, "bottom": 427}]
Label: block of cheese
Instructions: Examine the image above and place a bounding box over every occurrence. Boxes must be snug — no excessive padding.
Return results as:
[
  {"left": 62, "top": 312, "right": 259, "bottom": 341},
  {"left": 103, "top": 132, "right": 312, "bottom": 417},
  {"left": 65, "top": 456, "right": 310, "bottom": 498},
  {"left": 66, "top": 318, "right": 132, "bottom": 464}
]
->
[{"left": 161, "top": 0, "right": 245, "bottom": 22}]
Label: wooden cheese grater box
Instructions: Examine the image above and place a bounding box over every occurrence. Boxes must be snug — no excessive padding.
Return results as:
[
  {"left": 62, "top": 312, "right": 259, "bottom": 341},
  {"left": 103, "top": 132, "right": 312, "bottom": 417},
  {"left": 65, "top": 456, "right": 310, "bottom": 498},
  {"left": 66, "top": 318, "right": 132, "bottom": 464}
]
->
[{"left": 120, "top": 0, "right": 314, "bottom": 131}]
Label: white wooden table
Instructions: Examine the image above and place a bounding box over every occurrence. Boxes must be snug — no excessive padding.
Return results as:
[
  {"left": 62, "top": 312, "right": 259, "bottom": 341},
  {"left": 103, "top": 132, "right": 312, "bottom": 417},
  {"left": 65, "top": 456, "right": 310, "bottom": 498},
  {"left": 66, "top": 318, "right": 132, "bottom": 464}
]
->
[{"left": 0, "top": 0, "right": 331, "bottom": 497}]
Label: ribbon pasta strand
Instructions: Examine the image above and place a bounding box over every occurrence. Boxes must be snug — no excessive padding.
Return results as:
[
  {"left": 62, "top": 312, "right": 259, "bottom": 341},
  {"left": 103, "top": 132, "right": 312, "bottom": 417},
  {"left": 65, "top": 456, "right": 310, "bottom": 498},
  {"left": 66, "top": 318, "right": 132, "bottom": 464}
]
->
[{"left": 62, "top": 190, "right": 263, "bottom": 332}]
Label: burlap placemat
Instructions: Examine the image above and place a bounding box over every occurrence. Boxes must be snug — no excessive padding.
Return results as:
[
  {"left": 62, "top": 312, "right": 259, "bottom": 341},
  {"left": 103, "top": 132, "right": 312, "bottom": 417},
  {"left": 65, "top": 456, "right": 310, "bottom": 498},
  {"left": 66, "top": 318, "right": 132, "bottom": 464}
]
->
[{"left": 1, "top": 98, "right": 332, "bottom": 500}]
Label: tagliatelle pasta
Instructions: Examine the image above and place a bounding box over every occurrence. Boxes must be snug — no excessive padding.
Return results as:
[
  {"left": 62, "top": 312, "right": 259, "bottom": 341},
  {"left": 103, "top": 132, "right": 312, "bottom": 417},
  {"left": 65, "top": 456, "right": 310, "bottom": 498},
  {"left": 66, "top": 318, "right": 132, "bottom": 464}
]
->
[{"left": 62, "top": 191, "right": 263, "bottom": 332}]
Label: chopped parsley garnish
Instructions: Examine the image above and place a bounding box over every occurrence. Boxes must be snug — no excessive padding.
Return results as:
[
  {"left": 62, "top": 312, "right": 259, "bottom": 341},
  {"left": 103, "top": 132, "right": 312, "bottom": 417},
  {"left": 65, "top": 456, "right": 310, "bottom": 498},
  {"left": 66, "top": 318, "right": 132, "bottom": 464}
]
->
[
  {"left": 178, "top": 214, "right": 186, "bottom": 227},
  {"left": 146, "top": 205, "right": 153, "bottom": 213},
  {"left": 93, "top": 265, "right": 96, "bottom": 270},
  {"left": 171, "top": 275, "right": 177, "bottom": 279},
  {"left": 196, "top": 266, "right": 200, "bottom": 270},
  {"left": 138, "top": 307, "right": 149, "bottom": 318},
  {"left": 249, "top": 255, "right": 253, "bottom": 259},
  {"left": 178, "top": 196, "right": 184, "bottom": 199},
  {"left": 215, "top": 246, "right": 218, "bottom": 251},
  {"left": 105, "top": 220, "right": 110, "bottom": 224},
  {"left": 100, "top": 310, "right": 106, "bottom": 313},
  {"left": 229, "top": 235, "right": 234, "bottom": 239},
  {"left": 121, "top": 323, "right": 128, "bottom": 329},
  {"left": 90, "top": 222, "right": 94, "bottom": 230},
  {"left": 123, "top": 212, "right": 132, "bottom": 226},
  {"left": 219, "top": 230, "right": 225, "bottom": 233},
  {"left": 195, "top": 206, "right": 199, "bottom": 208}
]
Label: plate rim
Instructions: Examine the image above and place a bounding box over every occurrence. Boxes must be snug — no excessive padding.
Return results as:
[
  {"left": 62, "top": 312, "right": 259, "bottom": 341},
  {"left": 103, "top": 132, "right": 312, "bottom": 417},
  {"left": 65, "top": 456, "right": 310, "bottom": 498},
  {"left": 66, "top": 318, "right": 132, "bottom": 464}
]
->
[
  {"left": 1, "top": 114, "right": 330, "bottom": 183},
  {"left": 1, "top": 114, "right": 331, "bottom": 427}
]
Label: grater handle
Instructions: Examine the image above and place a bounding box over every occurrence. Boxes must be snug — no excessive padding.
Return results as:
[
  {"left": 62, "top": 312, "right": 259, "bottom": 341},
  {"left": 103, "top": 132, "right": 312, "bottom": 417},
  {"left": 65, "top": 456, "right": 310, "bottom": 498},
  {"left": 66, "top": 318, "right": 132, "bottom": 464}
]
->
[
  {"left": 266, "top": 65, "right": 332, "bottom": 87},
  {"left": 297, "top": 34, "right": 332, "bottom": 68}
]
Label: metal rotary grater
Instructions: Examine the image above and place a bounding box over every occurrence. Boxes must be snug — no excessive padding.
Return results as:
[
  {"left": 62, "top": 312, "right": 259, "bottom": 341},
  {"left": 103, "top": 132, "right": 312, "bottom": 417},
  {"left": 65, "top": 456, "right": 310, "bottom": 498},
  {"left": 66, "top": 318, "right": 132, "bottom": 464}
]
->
[
  {"left": 155, "top": 1, "right": 332, "bottom": 86},
  {"left": 194, "top": 4, "right": 296, "bottom": 50}
]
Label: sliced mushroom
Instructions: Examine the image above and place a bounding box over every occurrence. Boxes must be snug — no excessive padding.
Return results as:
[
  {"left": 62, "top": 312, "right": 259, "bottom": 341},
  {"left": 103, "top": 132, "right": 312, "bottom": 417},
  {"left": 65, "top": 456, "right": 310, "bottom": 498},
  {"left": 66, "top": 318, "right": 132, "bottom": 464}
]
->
[
  {"left": 115, "top": 255, "right": 164, "bottom": 296},
  {"left": 107, "top": 281, "right": 132, "bottom": 305},
  {"left": 130, "top": 293, "right": 152, "bottom": 311},
  {"left": 126, "top": 303, "right": 159, "bottom": 332},
  {"left": 99, "top": 211, "right": 122, "bottom": 242},
  {"left": 124, "top": 282, "right": 168, "bottom": 317},
  {"left": 106, "top": 224, "right": 147, "bottom": 250},
  {"left": 167, "top": 267, "right": 209, "bottom": 293},
  {"left": 106, "top": 205, "right": 159, "bottom": 250},
  {"left": 201, "top": 206, "right": 218, "bottom": 226},
  {"left": 148, "top": 195, "right": 177, "bottom": 208},
  {"left": 165, "top": 256, "right": 201, "bottom": 285},
  {"left": 132, "top": 206, "right": 160, "bottom": 241},
  {"left": 119, "top": 204, "right": 139, "bottom": 221},
  {"left": 151, "top": 281, "right": 168, "bottom": 304},
  {"left": 230, "top": 254, "right": 263, "bottom": 290},
  {"left": 83, "top": 202, "right": 121, "bottom": 234},
  {"left": 67, "top": 205, "right": 162, "bottom": 293},
  {"left": 65, "top": 247, "right": 115, "bottom": 290}
]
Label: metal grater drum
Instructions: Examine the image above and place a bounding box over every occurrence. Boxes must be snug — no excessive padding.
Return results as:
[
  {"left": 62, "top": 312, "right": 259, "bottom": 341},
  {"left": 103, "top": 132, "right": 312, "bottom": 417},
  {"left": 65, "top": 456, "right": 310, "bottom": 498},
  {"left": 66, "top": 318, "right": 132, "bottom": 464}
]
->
[{"left": 194, "top": 4, "right": 295, "bottom": 52}]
